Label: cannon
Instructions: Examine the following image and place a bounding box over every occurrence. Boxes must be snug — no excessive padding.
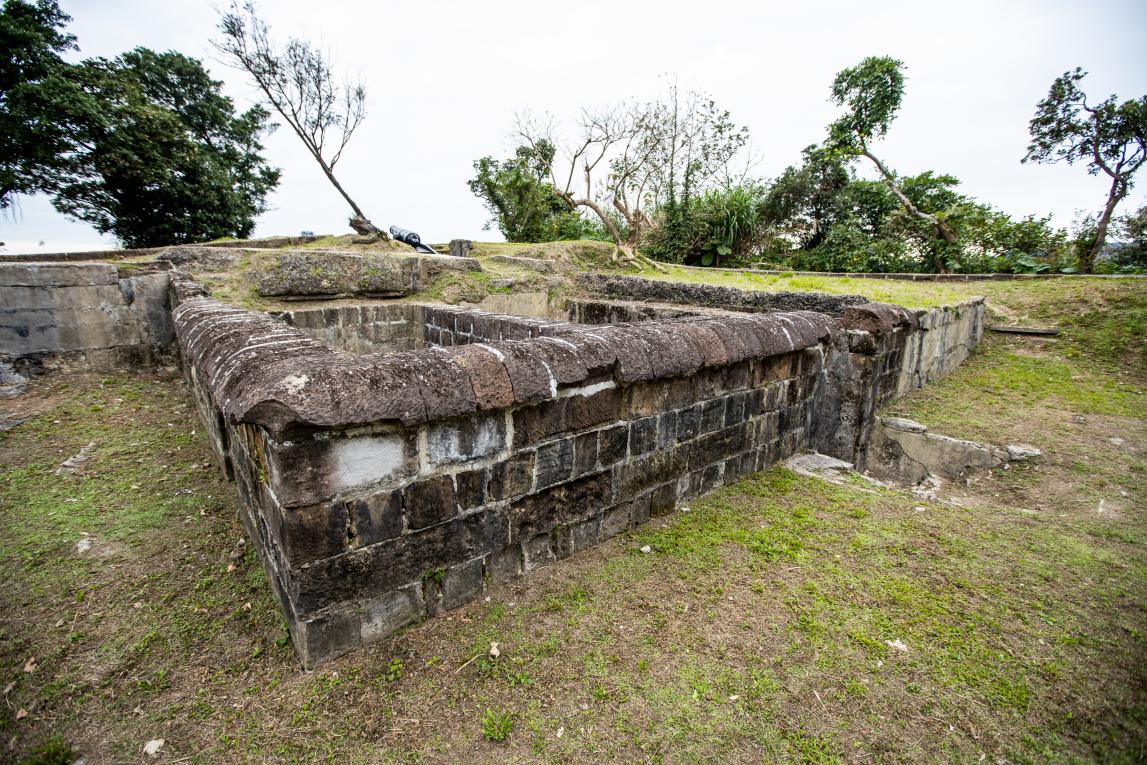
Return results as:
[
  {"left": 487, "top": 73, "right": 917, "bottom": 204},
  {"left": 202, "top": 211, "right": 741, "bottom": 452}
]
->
[{"left": 388, "top": 226, "right": 437, "bottom": 255}]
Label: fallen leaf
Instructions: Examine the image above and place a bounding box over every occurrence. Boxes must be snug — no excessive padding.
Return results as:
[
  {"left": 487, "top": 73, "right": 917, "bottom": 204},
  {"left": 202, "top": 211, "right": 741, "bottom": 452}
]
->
[
  {"left": 639, "top": 545, "right": 652, "bottom": 554},
  {"left": 16, "top": 708, "right": 28, "bottom": 720},
  {"left": 885, "top": 638, "right": 909, "bottom": 652},
  {"left": 489, "top": 642, "right": 500, "bottom": 658},
  {"left": 22, "top": 657, "right": 36, "bottom": 673},
  {"left": 226, "top": 563, "right": 236, "bottom": 573},
  {"left": 143, "top": 738, "right": 165, "bottom": 756},
  {"left": 556, "top": 726, "right": 564, "bottom": 738}
]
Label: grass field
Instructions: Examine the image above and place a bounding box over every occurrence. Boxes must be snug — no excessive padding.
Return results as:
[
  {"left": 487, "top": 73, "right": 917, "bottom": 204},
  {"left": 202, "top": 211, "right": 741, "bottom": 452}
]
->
[{"left": 1, "top": 272, "right": 1144, "bottom": 764}]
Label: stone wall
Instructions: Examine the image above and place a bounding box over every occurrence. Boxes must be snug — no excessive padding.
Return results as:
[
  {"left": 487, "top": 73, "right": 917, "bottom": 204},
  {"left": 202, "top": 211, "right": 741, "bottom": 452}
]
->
[
  {"left": 173, "top": 295, "right": 835, "bottom": 667},
  {"left": 169, "top": 267, "right": 986, "bottom": 669},
  {"left": 811, "top": 299, "right": 985, "bottom": 469},
  {"left": 0, "top": 262, "right": 175, "bottom": 372},
  {"left": 579, "top": 273, "right": 869, "bottom": 314},
  {"left": 270, "top": 304, "right": 425, "bottom": 355},
  {"left": 255, "top": 251, "right": 481, "bottom": 300}
]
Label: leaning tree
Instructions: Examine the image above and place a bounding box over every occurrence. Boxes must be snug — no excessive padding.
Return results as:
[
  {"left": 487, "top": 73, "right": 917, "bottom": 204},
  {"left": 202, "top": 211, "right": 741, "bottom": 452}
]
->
[
  {"left": 1024, "top": 68, "right": 1146, "bottom": 273},
  {"left": 214, "top": 0, "right": 384, "bottom": 238},
  {"left": 511, "top": 86, "right": 750, "bottom": 267},
  {"left": 824, "top": 56, "right": 958, "bottom": 272}
]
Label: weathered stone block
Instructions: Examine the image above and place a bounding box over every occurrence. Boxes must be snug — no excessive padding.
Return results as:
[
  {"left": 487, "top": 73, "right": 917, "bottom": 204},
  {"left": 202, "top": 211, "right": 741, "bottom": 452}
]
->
[
  {"left": 657, "top": 410, "right": 677, "bottom": 449},
  {"left": 360, "top": 587, "right": 422, "bottom": 644},
  {"left": 535, "top": 438, "right": 574, "bottom": 489},
  {"left": 565, "top": 387, "right": 622, "bottom": 430},
  {"left": 676, "top": 405, "right": 700, "bottom": 442},
  {"left": 512, "top": 399, "right": 565, "bottom": 447},
  {"left": 649, "top": 482, "right": 677, "bottom": 516},
  {"left": 600, "top": 503, "right": 632, "bottom": 539},
  {"left": 348, "top": 490, "right": 402, "bottom": 547},
  {"left": 724, "top": 391, "right": 747, "bottom": 427},
  {"left": 629, "top": 416, "right": 658, "bottom": 456},
  {"left": 403, "top": 475, "right": 456, "bottom": 530},
  {"left": 454, "top": 467, "right": 487, "bottom": 510},
  {"left": 486, "top": 544, "right": 523, "bottom": 585},
  {"left": 427, "top": 412, "right": 506, "bottom": 466},
  {"left": 598, "top": 424, "right": 628, "bottom": 466},
  {"left": 292, "top": 509, "right": 509, "bottom": 615},
  {"left": 617, "top": 449, "right": 687, "bottom": 499},
  {"left": 279, "top": 501, "right": 349, "bottom": 566},
  {"left": 509, "top": 472, "right": 611, "bottom": 541},
  {"left": 294, "top": 608, "right": 362, "bottom": 670},
  {"left": 573, "top": 431, "right": 599, "bottom": 476},
  {"left": 488, "top": 453, "right": 534, "bottom": 501},
  {"left": 440, "top": 557, "right": 486, "bottom": 611},
  {"left": 700, "top": 399, "right": 726, "bottom": 434},
  {"left": 570, "top": 516, "right": 600, "bottom": 553},
  {"left": 523, "top": 533, "right": 555, "bottom": 570}
]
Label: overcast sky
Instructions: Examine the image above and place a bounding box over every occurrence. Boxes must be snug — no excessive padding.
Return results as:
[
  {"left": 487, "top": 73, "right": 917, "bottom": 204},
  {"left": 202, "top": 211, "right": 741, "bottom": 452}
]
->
[{"left": 2, "top": 0, "right": 1145, "bottom": 253}]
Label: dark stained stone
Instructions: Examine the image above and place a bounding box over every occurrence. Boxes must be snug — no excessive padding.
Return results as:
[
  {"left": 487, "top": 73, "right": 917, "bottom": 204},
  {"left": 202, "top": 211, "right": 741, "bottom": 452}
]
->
[
  {"left": 348, "top": 490, "right": 402, "bottom": 547},
  {"left": 487, "top": 453, "right": 534, "bottom": 501},
  {"left": 535, "top": 438, "right": 574, "bottom": 489},
  {"left": 565, "top": 387, "right": 622, "bottom": 431},
  {"left": 403, "top": 476, "right": 456, "bottom": 530},
  {"left": 597, "top": 424, "right": 628, "bottom": 466}
]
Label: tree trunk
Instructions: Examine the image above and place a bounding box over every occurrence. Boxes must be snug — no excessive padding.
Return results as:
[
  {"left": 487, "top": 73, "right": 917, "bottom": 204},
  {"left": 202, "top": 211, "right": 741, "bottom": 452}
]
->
[
  {"left": 861, "top": 149, "right": 958, "bottom": 270},
  {"left": 1083, "top": 175, "right": 1126, "bottom": 274},
  {"left": 561, "top": 192, "right": 622, "bottom": 248}
]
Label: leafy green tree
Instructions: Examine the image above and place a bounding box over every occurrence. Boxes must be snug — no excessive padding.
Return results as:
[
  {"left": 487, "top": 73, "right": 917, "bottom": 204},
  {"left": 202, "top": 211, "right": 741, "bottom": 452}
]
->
[
  {"left": 1023, "top": 68, "right": 1146, "bottom": 272},
  {"left": 467, "top": 140, "right": 587, "bottom": 242},
  {"left": 759, "top": 146, "right": 852, "bottom": 250},
  {"left": 1110, "top": 204, "right": 1147, "bottom": 271},
  {"left": 52, "top": 49, "right": 280, "bottom": 247},
  {"left": 0, "top": 0, "right": 78, "bottom": 209},
  {"left": 824, "top": 56, "right": 959, "bottom": 271}
]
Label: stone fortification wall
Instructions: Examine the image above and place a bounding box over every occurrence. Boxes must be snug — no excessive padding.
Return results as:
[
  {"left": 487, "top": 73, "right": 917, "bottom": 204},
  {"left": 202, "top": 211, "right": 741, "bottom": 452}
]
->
[
  {"left": 173, "top": 295, "right": 834, "bottom": 667},
  {"left": 0, "top": 262, "right": 174, "bottom": 372},
  {"left": 167, "top": 269, "right": 985, "bottom": 669}
]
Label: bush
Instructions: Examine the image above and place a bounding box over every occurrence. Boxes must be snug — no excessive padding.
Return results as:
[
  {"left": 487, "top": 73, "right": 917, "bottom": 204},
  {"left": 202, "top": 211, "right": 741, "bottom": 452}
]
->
[{"left": 642, "top": 185, "right": 766, "bottom": 266}]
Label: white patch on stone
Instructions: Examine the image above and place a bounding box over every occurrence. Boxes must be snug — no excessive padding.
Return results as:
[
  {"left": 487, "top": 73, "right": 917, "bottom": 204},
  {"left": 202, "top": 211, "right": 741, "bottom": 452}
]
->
[
  {"left": 427, "top": 413, "right": 506, "bottom": 465},
  {"left": 536, "top": 358, "right": 558, "bottom": 398},
  {"left": 328, "top": 435, "right": 406, "bottom": 492},
  {"left": 282, "top": 374, "right": 309, "bottom": 395},
  {"left": 1005, "top": 444, "right": 1041, "bottom": 461},
  {"left": 558, "top": 380, "right": 616, "bottom": 399},
  {"left": 474, "top": 343, "right": 505, "bottom": 362}
]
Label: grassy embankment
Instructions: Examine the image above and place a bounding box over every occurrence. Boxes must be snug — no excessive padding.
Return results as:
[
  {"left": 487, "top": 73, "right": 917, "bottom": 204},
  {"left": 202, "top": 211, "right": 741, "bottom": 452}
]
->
[{"left": 1, "top": 262, "right": 1144, "bottom": 764}]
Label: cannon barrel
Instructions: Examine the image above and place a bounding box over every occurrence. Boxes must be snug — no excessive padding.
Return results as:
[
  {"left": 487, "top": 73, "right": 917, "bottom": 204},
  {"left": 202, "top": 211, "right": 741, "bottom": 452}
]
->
[{"left": 388, "top": 226, "right": 436, "bottom": 254}]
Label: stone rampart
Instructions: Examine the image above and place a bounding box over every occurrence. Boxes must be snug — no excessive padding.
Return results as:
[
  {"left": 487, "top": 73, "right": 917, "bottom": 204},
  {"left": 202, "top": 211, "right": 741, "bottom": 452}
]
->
[
  {"left": 0, "top": 262, "right": 175, "bottom": 372},
  {"left": 174, "top": 295, "right": 835, "bottom": 667}
]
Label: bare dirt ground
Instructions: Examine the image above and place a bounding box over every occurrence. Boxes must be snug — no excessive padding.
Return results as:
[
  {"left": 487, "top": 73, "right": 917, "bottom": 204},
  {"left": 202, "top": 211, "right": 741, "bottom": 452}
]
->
[{"left": 1, "top": 277, "right": 1144, "bottom": 764}]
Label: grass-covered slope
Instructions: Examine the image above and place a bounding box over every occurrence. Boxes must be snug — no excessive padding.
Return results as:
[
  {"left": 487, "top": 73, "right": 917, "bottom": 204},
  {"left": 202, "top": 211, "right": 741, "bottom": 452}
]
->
[{"left": 1, "top": 267, "right": 1144, "bottom": 764}]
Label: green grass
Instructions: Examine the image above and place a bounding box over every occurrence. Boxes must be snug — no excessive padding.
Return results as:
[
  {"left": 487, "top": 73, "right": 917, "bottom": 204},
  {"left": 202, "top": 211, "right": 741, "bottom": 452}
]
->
[{"left": 2, "top": 274, "right": 1146, "bottom": 763}]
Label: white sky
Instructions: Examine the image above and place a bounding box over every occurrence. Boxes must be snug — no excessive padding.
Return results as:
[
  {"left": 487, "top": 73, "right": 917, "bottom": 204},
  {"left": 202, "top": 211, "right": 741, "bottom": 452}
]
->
[{"left": 2, "top": 0, "right": 1145, "bottom": 253}]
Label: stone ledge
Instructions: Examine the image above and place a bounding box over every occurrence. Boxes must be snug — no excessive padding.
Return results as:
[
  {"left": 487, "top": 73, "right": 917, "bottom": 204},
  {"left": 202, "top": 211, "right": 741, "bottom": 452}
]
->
[{"left": 172, "top": 297, "right": 835, "bottom": 438}]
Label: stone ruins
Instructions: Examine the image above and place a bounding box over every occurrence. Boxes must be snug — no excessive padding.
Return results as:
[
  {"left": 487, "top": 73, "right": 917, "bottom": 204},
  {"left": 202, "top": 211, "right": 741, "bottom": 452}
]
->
[{"left": 1, "top": 248, "right": 984, "bottom": 667}]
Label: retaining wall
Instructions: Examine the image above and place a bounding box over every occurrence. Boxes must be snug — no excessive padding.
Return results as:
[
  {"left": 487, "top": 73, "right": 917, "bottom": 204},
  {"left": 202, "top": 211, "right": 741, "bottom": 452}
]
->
[
  {"left": 173, "top": 275, "right": 985, "bottom": 668},
  {"left": 0, "top": 262, "right": 175, "bottom": 371},
  {"left": 174, "top": 295, "right": 835, "bottom": 667}
]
